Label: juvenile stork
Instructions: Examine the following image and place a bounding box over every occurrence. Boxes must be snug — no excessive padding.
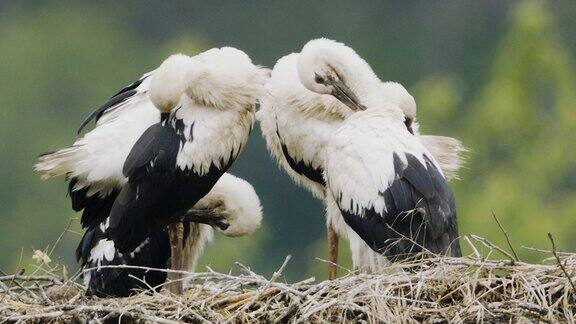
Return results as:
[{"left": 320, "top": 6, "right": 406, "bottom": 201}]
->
[
  {"left": 258, "top": 41, "right": 464, "bottom": 275},
  {"left": 297, "top": 39, "right": 461, "bottom": 265},
  {"left": 36, "top": 48, "right": 268, "bottom": 292},
  {"left": 78, "top": 173, "right": 262, "bottom": 297}
]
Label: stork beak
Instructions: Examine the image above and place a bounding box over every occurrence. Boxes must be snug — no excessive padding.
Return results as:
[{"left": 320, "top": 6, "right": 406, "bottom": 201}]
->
[{"left": 330, "top": 79, "right": 366, "bottom": 111}]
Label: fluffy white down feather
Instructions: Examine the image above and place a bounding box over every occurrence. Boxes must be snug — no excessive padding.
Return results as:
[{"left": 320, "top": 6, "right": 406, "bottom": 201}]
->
[
  {"left": 194, "top": 173, "right": 263, "bottom": 237},
  {"left": 35, "top": 76, "right": 155, "bottom": 196},
  {"left": 181, "top": 173, "right": 263, "bottom": 286},
  {"left": 258, "top": 53, "right": 344, "bottom": 199},
  {"left": 325, "top": 109, "right": 442, "bottom": 216}
]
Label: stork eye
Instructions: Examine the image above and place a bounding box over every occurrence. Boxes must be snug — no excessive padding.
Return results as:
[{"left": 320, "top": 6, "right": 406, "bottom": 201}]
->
[
  {"left": 404, "top": 117, "right": 414, "bottom": 134},
  {"left": 314, "top": 74, "right": 325, "bottom": 84}
]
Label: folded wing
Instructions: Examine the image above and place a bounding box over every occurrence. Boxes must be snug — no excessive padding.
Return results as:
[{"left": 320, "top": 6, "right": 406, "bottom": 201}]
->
[{"left": 325, "top": 121, "right": 461, "bottom": 261}]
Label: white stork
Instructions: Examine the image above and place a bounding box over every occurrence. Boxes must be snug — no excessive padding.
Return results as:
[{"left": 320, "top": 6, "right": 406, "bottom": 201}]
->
[
  {"left": 35, "top": 48, "right": 268, "bottom": 294},
  {"left": 258, "top": 40, "right": 464, "bottom": 274},
  {"left": 296, "top": 39, "right": 461, "bottom": 266},
  {"left": 78, "top": 173, "right": 262, "bottom": 297}
]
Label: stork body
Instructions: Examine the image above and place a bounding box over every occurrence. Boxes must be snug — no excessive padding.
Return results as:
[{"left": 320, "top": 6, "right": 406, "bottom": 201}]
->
[
  {"left": 259, "top": 46, "right": 464, "bottom": 273},
  {"left": 36, "top": 48, "right": 267, "bottom": 293}
]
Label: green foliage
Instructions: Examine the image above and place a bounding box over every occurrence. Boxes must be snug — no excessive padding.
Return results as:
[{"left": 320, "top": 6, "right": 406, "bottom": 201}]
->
[{"left": 416, "top": 0, "right": 576, "bottom": 261}]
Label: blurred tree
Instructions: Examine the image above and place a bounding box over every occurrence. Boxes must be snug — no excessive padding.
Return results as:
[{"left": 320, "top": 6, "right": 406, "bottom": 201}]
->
[{"left": 451, "top": 0, "right": 576, "bottom": 260}]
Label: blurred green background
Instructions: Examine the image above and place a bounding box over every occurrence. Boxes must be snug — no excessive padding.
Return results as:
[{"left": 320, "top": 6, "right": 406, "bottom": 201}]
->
[{"left": 1, "top": 0, "right": 575, "bottom": 281}]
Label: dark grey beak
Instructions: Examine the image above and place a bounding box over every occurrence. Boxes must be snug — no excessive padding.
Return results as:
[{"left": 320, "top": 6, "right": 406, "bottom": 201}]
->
[
  {"left": 329, "top": 79, "right": 366, "bottom": 111},
  {"left": 180, "top": 209, "right": 230, "bottom": 231}
]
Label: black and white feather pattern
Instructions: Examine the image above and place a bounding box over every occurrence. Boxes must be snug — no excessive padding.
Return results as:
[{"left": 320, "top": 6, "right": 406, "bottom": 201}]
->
[
  {"left": 78, "top": 217, "right": 170, "bottom": 297},
  {"left": 108, "top": 112, "right": 235, "bottom": 252},
  {"left": 36, "top": 48, "right": 266, "bottom": 295},
  {"left": 325, "top": 109, "right": 461, "bottom": 261}
]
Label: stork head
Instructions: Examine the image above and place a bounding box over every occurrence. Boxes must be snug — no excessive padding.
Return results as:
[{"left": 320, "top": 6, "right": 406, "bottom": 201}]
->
[
  {"left": 378, "top": 82, "right": 417, "bottom": 133},
  {"left": 193, "top": 173, "right": 263, "bottom": 237},
  {"left": 185, "top": 47, "right": 269, "bottom": 111},
  {"left": 297, "top": 38, "right": 379, "bottom": 112},
  {"left": 149, "top": 54, "right": 199, "bottom": 113}
]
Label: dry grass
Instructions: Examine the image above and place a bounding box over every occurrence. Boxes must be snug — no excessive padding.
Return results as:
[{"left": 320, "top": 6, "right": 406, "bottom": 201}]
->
[{"left": 2, "top": 235, "right": 576, "bottom": 323}]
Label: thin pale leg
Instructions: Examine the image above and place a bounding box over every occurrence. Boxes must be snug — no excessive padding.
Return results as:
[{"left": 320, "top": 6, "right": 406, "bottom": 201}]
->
[
  {"left": 327, "top": 222, "right": 339, "bottom": 280},
  {"left": 166, "top": 222, "right": 184, "bottom": 294}
]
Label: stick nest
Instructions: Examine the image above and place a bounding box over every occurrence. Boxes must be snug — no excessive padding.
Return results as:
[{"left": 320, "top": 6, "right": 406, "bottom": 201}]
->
[{"left": 2, "top": 252, "right": 575, "bottom": 323}]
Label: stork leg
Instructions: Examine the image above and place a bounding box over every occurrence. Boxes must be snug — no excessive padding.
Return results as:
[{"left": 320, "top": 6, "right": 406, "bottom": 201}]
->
[
  {"left": 166, "top": 222, "right": 184, "bottom": 295},
  {"left": 327, "top": 222, "right": 339, "bottom": 280}
]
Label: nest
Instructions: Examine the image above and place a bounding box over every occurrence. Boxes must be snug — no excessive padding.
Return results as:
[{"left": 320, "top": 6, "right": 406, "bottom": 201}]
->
[{"left": 2, "top": 242, "right": 576, "bottom": 324}]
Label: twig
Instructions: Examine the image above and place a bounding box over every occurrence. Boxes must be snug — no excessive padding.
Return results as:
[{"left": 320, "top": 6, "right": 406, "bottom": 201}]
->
[
  {"left": 48, "top": 218, "right": 75, "bottom": 257},
  {"left": 469, "top": 234, "right": 517, "bottom": 263},
  {"left": 465, "top": 235, "right": 482, "bottom": 259},
  {"left": 1, "top": 249, "right": 27, "bottom": 303},
  {"left": 225, "top": 255, "right": 292, "bottom": 323},
  {"left": 491, "top": 210, "right": 520, "bottom": 262},
  {"left": 274, "top": 302, "right": 299, "bottom": 324},
  {"left": 0, "top": 275, "right": 62, "bottom": 284},
  {"left": 547, "top": 233, "right": 576, "bottom": 295}
]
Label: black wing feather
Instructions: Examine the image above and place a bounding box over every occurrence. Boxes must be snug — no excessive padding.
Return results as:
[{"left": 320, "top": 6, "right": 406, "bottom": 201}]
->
[
  {"left": 68, "top": 178, "right": 120, "bottom": 229},
  {"left": 78, "top": 218, "right": 170, "bottom": 297},
  {"left": 121, "top": 123, "right": 180, "bottom": 178},
  {"left": 339, "top": 153, "right": 461, "bottom": 261},
  {"left": 276, "top": 126, "right": 325, "bottom": 186},
  {"left": 108, "top": 118, "right": 230, "bottom": 253},
  {"left": 108, "top": 123, "right": 181, "bottom": 251},
  {"left": 77, "top": 76, "right": 148, "bottom": 134}
]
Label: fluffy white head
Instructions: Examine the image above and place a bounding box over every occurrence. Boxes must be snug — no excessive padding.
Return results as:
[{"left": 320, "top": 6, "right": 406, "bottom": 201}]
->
[
  {"left": 378, "top": 82, "right": 416, "bottom": 119},
  {"left": 194, "top": 173, "right": 263, "bottom": 237},
  {"left": 367, "top": 81, "right": 417, "bottom": 125},
  {"left": 149, "top": 54, "right": 197, "bottom": 113},
  {"left": 264, "top": 53, "right": 349, "bottom": 119},
  {"left": 185, "top": 47, "right": 269, "bottom": 111},
  {"left": 297, "top": 38, "right": 380, "bottom": 102}
]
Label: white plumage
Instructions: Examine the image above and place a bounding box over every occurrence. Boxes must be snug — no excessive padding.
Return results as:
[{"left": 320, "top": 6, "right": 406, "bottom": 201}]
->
[
  {"left": 36, "top": 74, "right": 154, "bottom": 193},
  {"left": 326, "top": 109, "right": 441, "bottom": 215},
  {"left": 182, "top": 173, "right": 263, "bottom": 278},
  {"left": 37, "top": 48, "right": 267, "bottom": 193},
  {"left": 258, "top": 53, "right": 343, "bottom": 199}
]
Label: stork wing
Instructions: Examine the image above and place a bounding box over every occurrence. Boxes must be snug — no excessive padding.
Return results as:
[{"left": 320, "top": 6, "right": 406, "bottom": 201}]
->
[
  {"left": 77, "top": 73, "right": 151, "bottom": 134},
  {"left": 325, "top": 121, "right": 461, "bottom": 261},
  {"left": 275, "top": 125, "right": 326, "bottom": 187},
  {"left": 35, "top": 73, "right": 159, "bottom": 229},
  {"left": 77, "top": 215, "right": 170, "bottom": 297},
  {"left": 121, "top": 123, "right": 181, "bottom": 179},
  {"left": 107, "top": 123, "right": 185, "bottom": 252}
]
